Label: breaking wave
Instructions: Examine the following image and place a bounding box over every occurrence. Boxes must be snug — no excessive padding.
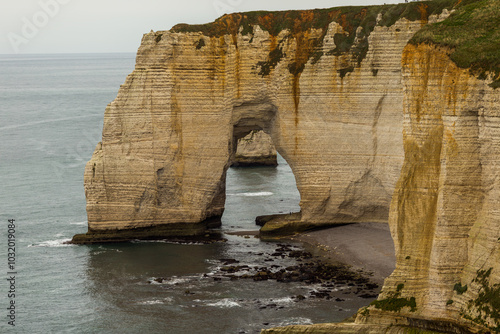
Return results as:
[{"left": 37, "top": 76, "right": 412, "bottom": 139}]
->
[
  {"left": 28, "top": 239, "right": 73, "bottom": 247},
  {"left": 206, "top": 299, "right": 241, "bottom": 308},
  {"left": 231, "top": 192, "right": 273, "bottom": 197}
]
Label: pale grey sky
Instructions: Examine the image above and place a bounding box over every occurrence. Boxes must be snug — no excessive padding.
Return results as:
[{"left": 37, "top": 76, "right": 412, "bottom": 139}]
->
[{"left": 1, "top": 0, "right": 402, "bottom": 54}]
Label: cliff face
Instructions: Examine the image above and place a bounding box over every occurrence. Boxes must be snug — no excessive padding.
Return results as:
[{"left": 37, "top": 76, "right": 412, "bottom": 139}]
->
[
  {"left": 80, "top": 6, "right": 435, "bottom": 240},
  {"left": 231, "top": 130, "right": 278, "bottom": 167},
  {"left": 367, "top": 42, "right": 500, "bottom": 332},
  {"left": 264, "top": 41, "right": 500, "bottom": 334}
]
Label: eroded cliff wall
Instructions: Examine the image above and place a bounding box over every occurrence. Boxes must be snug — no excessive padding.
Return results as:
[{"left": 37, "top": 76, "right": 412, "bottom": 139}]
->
[
  {"left": 79, "top": 4, "right": 445, "bottom": 241},
  {"left": 362, "top": 42, "right": 500, "bottom": 333}
]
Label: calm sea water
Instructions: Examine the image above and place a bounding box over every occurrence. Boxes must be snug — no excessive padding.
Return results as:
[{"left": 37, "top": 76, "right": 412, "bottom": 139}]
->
[{"left": 0, "top": 54, "right": 374, "bottom": 333}]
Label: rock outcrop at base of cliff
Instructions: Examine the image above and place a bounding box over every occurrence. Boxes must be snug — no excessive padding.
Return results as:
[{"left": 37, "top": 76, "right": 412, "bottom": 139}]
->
[{"left": 231, "top": 130, "right": 278, "bottom": 167}]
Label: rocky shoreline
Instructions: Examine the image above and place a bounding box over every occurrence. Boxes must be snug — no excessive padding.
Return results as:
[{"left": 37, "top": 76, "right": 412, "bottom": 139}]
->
[
  {"left": 151, "top": 241, "right": 381, "bottom": 308},
  {"left": 289, "top": 223, "right": 396, "bottom": 285}
]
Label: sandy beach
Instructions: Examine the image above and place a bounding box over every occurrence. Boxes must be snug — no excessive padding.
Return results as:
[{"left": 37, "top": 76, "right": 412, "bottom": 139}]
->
[{"left": 289, "top": 222, "right": 396, "bottom": 284}]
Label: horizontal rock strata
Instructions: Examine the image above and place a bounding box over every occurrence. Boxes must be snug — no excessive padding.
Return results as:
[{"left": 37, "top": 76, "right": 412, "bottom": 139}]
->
[{"left": 78, "top": 6, "right": 435, "bottom": 242}]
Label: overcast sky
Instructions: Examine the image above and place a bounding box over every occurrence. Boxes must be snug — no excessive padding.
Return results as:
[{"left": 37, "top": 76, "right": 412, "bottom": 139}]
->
[{"left": 1, "top": 0, "right": 403, "bottom": 54}]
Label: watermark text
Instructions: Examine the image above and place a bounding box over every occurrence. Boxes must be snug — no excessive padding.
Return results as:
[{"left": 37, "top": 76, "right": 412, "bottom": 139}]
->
[
  {"left": 6, "top": 219, "right": 16, "bottom": 327},
  {"left": 8, "top": 0, "right": 73, "bottom": 53}
]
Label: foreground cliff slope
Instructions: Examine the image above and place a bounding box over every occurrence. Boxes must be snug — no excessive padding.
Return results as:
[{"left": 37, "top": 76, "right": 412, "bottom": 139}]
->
[
  {"left": 76, "top": 1, "right": 459, "bottom": 243},
  {"left": 264, "top": 0, "right": 500, "bottom": 333}
]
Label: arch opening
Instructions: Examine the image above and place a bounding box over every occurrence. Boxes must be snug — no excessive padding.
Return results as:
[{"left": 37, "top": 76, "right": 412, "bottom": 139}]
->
[
  {"left": 222, "top": 152, "right": 301, "bottom": 232},
  {"left": 221, "top": 101, "right": 301, "bottom": 232}
]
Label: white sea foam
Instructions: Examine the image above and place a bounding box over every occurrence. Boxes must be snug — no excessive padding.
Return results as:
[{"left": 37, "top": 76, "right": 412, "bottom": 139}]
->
[
  {"left": 266, "top": 297, "right": 294, "bottom": 305},
  {"left": 137, "top": 297, "right": 173, "bottom": 305},
  {"left": 69, "top": 221, "right": 87, "bottom": 226},
  {"left": 235, "top": 191, "right": 273, "bottom": 197},
  {"left": 206, "top": 299, "right": 241, "bottom": 308},
  {"left": 278, "top": 317, "right": 314, "bottom": 326},
  {"left": 149, "top": 277, "right": 190, "bottom": 285},
  {"left": 28, "top": 239, "right": 72, "bottom": 248}
]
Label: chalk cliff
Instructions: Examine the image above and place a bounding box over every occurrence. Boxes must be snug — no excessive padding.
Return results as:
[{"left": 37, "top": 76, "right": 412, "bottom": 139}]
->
[
  {"left": 76, "top": 3, "right": 437, "bottom": 242},
  {"left": 75, "top": 0, "right": 500, "bottom": 332},
  {"left": 231, "top": 130, "right": 278, "bottom": 167}
]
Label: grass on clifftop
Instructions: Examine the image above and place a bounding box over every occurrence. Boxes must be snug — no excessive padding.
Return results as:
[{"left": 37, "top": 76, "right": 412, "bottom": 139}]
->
[
  {"left": 411, "top": 0, "right": 500, "bottom": 88},
  {"left": 170, "top": 0, "right": 465, "bottom": 38},
  {"left": 170, "top": 0, "right": 495, "bottom": 81},
  {"left": 170, "top": 0, "right": 469, "bottom": 77}
]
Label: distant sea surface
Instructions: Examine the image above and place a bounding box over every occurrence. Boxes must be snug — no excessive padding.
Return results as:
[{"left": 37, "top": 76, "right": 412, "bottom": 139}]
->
[{"left": 0, "top": 54, "right": 373, "bottom": 333}]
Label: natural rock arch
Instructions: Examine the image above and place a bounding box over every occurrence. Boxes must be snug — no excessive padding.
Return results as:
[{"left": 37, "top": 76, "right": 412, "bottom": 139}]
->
[{"left": 73, "top": 13, "right": 421, "bottom": 243}]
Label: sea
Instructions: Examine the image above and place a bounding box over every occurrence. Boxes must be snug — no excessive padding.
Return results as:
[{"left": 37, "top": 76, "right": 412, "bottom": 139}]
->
[{"left": 0, "top": 53, "right": 376, "bottom": 333}]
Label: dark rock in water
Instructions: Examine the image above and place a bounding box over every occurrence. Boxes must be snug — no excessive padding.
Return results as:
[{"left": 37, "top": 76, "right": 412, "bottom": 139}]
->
[
  {"left": 336, "top": 298, "right": 345, "bottom": 302},
  {"left": 206, "top": 243, "right": 379, "bottom": 303},
  {"left": 310, "top": 290, "right": 330, "bottom": 299},
  {"left": 288, "top": 250, "right": 312, "bottom": 258},
  {"left": 294, "top": 295, "right": 306, "bottom": 301},
  {"left": 254, "top": 271, "right": 270, "bottom": 281}
]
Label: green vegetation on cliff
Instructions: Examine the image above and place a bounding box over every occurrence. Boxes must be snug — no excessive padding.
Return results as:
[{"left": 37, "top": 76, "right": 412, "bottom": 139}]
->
[
  {"left": 170, "top": 1, "right": 468, "bottom": 38},
  {"left": 462, "top": 268, "right": 500, "bottom": 332},
  {"left": 170, "top": 0, "right": 497, "bottom": 84},
  {"left": 170, "top": 0, "right": 474, "bottom": 77},
  {"left": 411, "top": 0, "right": 500, "bottom": 88}
]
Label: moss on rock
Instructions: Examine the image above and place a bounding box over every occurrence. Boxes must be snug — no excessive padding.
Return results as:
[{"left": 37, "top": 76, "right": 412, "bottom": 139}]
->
[
  {"left": 171, "top": 0, "right": 470, "bottom": 77},
  {"left": 411, "top": 0, "right": 500, "bottom": 88}
]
